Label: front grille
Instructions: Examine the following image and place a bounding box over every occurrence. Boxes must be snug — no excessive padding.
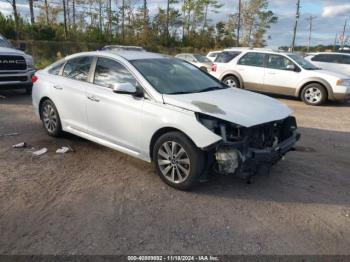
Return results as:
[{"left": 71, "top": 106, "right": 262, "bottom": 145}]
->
[
  {"left": 0, "top": 76, "right": 28, "bottom": 82},
  {"left": 248, "top": 117, "right": 297, "bottom": 149},
  {"left": 0, "top": 55, "right": 27, "bottom": 71}
]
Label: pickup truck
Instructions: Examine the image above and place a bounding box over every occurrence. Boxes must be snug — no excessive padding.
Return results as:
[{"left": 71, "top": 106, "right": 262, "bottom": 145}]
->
[{"left": 0, "top": 34, "right": 35, "bottom": 94}]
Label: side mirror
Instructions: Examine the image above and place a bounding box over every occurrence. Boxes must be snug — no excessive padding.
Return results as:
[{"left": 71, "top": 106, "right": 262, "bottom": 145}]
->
[
  {"left": 111, "top": 82, "right": 143, "bottom": 97},
  {"left": 286, "top": 64, "right": 296, "bottom": 71}
]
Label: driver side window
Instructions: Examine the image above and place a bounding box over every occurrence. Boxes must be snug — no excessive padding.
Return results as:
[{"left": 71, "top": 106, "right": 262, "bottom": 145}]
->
[
  {"left": 93, "top": 57, "right": 137, "bottom": 88},
  {"left": 267, "top": 54, "right": 294, "bottom": 70}
]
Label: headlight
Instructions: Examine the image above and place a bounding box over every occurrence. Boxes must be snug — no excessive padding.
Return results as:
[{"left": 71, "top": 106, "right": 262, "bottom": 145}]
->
[
  {"left": 196, "top": 113, "right": 244, "bottom": 142},
  {"left": 25, "top": 55, "right": 35, "bottom": 69},
  {"left": 336, "top": 79, "right": 350, "bottom": 86}
]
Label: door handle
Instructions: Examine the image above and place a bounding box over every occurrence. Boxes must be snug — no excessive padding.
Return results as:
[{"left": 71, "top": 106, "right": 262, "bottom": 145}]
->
[
  {"left": 268, "top": 72, "right": 276, "bottom": 75},
  {"left": 87, "top": 95, "right": 100, "bottom": 102},
  {"left": 53, "top": 85, "right": 63, "bottom": 90}
]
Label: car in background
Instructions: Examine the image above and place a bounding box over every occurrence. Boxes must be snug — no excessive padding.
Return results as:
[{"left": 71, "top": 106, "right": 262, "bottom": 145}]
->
[
  {"left": 175, "top": 53, "right": 212, "bottom": 72},
  {"left": 206, "top": 51, "right": 222, "bottom": 62},
  {"left": 0, "top": 33, "right": 35, "bottom": 94},
  {"left": 101, "top": 45, "right": 145, "bottom": 52},
  {"left": 32, "top": 50, "right": 299, "bottom": 190},
  {"left": 210, "top": 48, "right": 350, "bottom": 106},
  {"left": 305, "top": 52, "right": 350, "bottom": 77}
]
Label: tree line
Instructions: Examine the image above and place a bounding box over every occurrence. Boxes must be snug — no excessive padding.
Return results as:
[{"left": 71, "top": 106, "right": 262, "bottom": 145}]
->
[{"left": 2, "top": 0, "right": 278, "bottom": 49}]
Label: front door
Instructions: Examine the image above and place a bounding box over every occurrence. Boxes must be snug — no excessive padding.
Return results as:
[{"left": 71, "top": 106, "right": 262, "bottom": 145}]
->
[
  {"left": 86, "top": 57, "right": 144, "bottom": 152},
  {"left": 263, "top": 54, "right": 301, "bottom": 96}
]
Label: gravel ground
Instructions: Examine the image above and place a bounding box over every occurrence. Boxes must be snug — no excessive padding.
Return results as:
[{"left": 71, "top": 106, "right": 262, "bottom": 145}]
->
[{"left": 0, "top": 90, "right": 349, "bottom": 255}]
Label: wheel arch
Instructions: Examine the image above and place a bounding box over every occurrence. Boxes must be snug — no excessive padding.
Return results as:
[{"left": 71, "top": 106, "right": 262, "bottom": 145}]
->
[
  {"left": 297, "top": 79, "right": 333, "bottom": 100},
  {"left": 38, "top": 96, "right": 52, "bottom": 119},
  {"left": 149, "top": 127, "right": 198, "bottom": 162}
]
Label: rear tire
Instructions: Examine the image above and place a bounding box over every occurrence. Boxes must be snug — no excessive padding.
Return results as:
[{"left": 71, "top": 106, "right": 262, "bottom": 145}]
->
[
  {"left": 153, "top": 131, "right": 205, "bottom": 190},
  {"left": 301, "top": 83, "right": 327, "bottom": 106},
  {"left": 223, "top": 75, "right": 240, "bottom": 88},
  {"left": 40, "top": 99, "right": 63, "bottom": 137}
]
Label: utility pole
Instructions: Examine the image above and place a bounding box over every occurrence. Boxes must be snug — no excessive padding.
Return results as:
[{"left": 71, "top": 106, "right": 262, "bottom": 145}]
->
[
  {"left": 340, "top": 19, "right": 348, "bottom": 50},
  {"left": 306, "top": 16, "right": 316, "bottom": 53},
  {"left": 291, "top": 0, "right": 301, "bottom": 52},
  {"left": 333, "top": 33, "right": 338, "bottom": 51},
  {"left": 237, "top": 0, "right": 241, "bottom": 47}
]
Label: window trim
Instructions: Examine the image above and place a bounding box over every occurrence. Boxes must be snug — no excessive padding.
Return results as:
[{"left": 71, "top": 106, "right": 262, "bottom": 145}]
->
[{"left": 237, "top": 52, "right": 267, "bottom": 68}]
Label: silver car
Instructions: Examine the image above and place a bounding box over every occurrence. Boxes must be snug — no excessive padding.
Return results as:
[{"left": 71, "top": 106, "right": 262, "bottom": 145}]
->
[{"left": 32, "top": 50, "right": 299, "bottom": 190}]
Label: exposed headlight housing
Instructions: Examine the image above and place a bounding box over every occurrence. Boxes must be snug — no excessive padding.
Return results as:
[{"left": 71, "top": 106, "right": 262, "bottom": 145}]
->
[
  {"left": 336, "top": 79, "right": 350, "bottom": 86},
  {"left": 196, "top": 112, "right": 244, "bottom": 142}
]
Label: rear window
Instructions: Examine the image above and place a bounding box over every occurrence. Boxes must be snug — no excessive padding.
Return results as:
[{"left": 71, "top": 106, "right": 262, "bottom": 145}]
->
[
  {"left": 214, "top": 51, "right": 241, "bottom": 63},
  {"left": 311, "top": 54, "right": 343, "bottom": 63},
  {"left": 48, "top": 60, "right": 65, "bottom": 75}
]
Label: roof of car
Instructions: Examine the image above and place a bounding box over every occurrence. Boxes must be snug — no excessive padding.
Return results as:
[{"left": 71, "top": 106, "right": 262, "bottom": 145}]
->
[
  {"left": 66, "top": 50, "right": 166, "bottom": 61},
  {"left": 307, "top": 52, "right": 350, "bottom": 56}
]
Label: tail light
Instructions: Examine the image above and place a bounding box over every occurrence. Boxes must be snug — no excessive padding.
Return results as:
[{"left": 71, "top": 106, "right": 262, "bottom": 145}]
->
[
  {"left": 211, "top": 64, "right": 217, "bottom": 72},
  {"left": 31, "top": 75, "right": 38, "bottom": 83}
]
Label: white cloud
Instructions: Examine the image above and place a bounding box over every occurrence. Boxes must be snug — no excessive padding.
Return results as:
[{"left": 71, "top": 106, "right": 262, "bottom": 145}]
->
[{"left": 322, "top": 4, "right": 350, "bottom": 17}]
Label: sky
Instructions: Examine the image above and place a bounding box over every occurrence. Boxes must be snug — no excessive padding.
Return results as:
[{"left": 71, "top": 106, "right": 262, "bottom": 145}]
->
[{"left": 0, "top": 0, "right": 349, "bottom": 48}]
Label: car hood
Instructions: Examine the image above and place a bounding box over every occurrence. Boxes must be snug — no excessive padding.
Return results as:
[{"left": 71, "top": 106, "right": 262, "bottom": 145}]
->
[
  {"left": 0, "top": 47, "right": 25, "bottom": 56},
  {"left": 163, "top": 88, "right": 293, "bottom": 127}
]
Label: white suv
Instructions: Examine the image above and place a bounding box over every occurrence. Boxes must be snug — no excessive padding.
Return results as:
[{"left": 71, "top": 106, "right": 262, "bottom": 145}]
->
[
  {"left": 32, "top": 50, "right": 299, "bottom": 190},
  {"left": 210, "top": 49, "right": 350, "bottom": 105},
  {"left": 305, "top": 52, "right": 350, "bottom": 77}
]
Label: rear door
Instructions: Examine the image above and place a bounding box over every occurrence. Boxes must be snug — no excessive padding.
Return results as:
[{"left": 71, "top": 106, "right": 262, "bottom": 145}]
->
[
  {"left": 236, "top": 52, "right": 266, "bottom": 91},
  {"left": 263, "top": 54, "right": 301, "bottom": 96},
  {"left": 53, "top": 56, "right": 92, "bottom": 132}
]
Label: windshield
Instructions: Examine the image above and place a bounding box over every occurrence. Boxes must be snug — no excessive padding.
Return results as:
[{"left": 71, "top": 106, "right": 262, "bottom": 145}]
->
[
  {"left": 288, "top": 54, "right": 319, "bottom": 70},
  {"left": 193, "top": 55, "right": 211, "bottom": 63},
  {"left": 0, "top": 37, "right": 13, "bottom": 48},
  {"left": 131, "top": 58, "right": 227, "bottom": 94}
]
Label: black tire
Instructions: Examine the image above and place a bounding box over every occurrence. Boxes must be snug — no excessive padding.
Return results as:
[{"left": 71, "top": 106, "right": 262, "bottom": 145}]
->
[
  {"left": 301, "top": 83, "right": 327, "bottom": 106},
  {"left": 153, "top": 131, "right": 205, "bottom": 190},
  {"left": 25, "top": 85, "right": 32, "bottom": 95},
  {"left": 40, "top": 99, "right": 63, "bottom": 137},
  {"left": 223, "top": 75, "right": 240, "bottom": 88}
]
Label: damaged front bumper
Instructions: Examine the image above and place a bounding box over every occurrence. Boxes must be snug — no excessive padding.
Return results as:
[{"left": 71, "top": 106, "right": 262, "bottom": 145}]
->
[{"left": 214, "top": 131, "right": 300, "bottom": 178}]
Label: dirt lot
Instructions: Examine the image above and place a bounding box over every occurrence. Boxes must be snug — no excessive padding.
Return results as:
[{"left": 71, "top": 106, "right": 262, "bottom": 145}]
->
[{"left": 0, "top": 89, "right": 349, "bottom": 255}]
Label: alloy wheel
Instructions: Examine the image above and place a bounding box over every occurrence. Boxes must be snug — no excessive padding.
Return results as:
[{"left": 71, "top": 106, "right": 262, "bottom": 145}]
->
[
  {"left": 157, "top": 141, "right": 191, "bottom": 184},
  {"left": 42, "top": 103, "right": 58, "bottom": 133},
  {"left": 304, "top": 87, "right": 322, "bottom": 104},
  {"left": 224, "top": 78, "right": 237, "bottom": 88}
]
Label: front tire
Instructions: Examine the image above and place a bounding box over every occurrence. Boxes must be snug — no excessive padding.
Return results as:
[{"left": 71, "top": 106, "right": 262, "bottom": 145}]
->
[
  {"left": 223, "top": 75, "right": 240, "bottom": 88},
  {"left": 40, "top": 99, "right": 63, "bottom": 137},
  {"left": 153, "top": 131, "right": 205, "bottom": 190},
  {"left": 301, "top": 83, "right": 327, "bottom": 106}
]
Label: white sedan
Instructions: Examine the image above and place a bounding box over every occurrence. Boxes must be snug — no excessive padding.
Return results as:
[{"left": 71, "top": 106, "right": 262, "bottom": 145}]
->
[{"left": 32, "top": 50, "right": 299, "bottom": 190}]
